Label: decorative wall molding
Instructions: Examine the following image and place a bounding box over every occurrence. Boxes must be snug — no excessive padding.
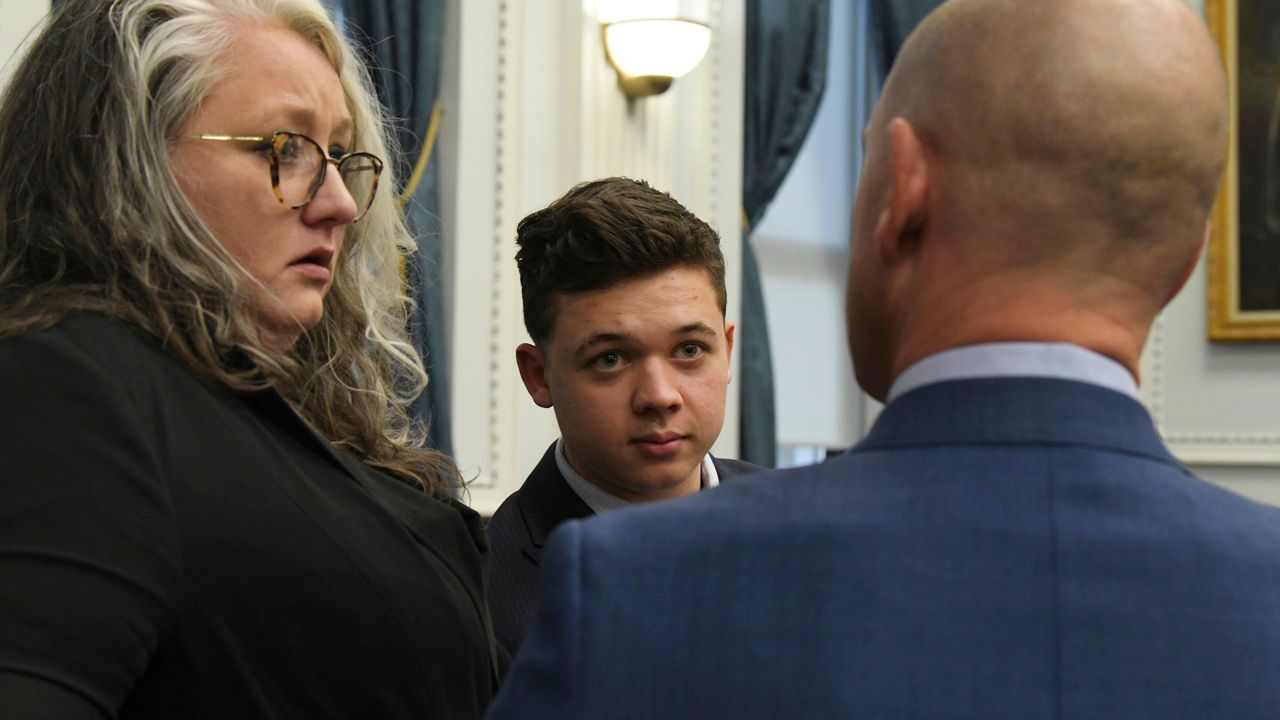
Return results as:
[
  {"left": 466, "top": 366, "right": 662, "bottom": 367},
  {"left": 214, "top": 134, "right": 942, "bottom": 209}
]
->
[
  {"left": 476, "top": 0, "right": 513, "bottom": 491},
  {"left": 1140, "top": 316, "right": 1166, "bottom": 424},
  {"left": 1142, "top": 272, "right": 1280, "bottom": 468},
  {"left": 708, "top": 0, "right": 725, "bottom": 233}
]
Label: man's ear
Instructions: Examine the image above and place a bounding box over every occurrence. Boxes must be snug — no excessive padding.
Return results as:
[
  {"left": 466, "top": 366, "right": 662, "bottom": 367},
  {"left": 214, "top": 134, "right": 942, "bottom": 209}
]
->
[
  {"left": 722, "top": 321, "right": 736, "bottom": 384},
  {"left": 874, "top": 117, "right": 930, "bottom": 265},
  {"left": 515, "top": 343, "right": 553, "bottom": 408}
]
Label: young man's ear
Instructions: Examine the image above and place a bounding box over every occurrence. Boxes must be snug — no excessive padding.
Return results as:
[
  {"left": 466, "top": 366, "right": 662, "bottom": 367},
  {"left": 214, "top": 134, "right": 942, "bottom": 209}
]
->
[
  {"left": 723, "top": 321, "right": 736, "bottom": 384},
  {"left": 874, "top": 117, "right": 930, "bottom": 265},
  {"left": 515, "top": 343, "right": 553, "bottom": 408}
]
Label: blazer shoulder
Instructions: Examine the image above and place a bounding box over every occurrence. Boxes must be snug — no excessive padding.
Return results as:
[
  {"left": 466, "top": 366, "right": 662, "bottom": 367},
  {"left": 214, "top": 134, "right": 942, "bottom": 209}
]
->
[{"left": 1, "top": 312, "right": 181, "bottom": 388}]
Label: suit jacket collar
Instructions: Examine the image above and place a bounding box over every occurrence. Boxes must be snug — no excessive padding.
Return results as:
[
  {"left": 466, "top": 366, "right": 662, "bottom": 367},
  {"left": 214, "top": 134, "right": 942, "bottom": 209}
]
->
[
  {"left": 515, "top": 443, "right": 759, "bottom": 557},
  {"left": 861, "top": 377, "right": 1177, "bottom": 467},
  {"left": 518, "top": 443, "right": 596, "bottom": 552}
]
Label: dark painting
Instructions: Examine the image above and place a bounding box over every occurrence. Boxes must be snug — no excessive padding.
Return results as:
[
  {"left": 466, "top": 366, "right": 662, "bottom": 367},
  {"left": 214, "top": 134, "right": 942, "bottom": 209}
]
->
[
  {"left": 1236, "top": 0, "right": 1280, "bottom": 312},
  {"left": 1208, "top": 0, "right": 1280, "bottom": 339}
]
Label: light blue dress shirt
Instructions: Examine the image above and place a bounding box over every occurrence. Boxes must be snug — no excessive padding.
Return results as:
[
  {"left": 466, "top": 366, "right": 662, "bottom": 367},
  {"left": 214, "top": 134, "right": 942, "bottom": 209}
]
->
[{"left": 886, "top": 342, "right": 1140, "bottom": 404}]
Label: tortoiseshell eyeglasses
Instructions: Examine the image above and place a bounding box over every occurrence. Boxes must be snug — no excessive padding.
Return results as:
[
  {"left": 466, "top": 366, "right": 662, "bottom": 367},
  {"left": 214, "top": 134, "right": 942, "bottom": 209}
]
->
[{"left": 186, "top": 131, "right": 383, "bottom": 222}]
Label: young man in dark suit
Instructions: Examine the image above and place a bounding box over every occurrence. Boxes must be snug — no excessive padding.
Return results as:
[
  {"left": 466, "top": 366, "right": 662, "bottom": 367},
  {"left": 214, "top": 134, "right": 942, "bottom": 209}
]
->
[
  {"left": 487, "top": 0, "right": 1280, "bottom": 717},
  {"left": 486, "top": 177, "right": 759, "bottom": 659}
]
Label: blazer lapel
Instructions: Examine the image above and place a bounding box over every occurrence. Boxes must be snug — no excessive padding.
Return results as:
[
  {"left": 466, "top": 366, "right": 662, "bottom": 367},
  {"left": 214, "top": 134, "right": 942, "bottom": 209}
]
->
[
  {"left": 240, "top": 387, "right": 502, "bottom": 686},
  {"left": 512, "top": 446, "right": 762, "bottom": 568},
  {"left": 237, "top": 388, "right": 372, "bottom": 483},
  {"left": 516, "top": 443, "right": 595, "bottom": 565},
  {"left": 711, "top": 456, "right": 763, "bottom": 481},
  {"left": 238, "top": 388, "right": 486, "bottom": 603}
]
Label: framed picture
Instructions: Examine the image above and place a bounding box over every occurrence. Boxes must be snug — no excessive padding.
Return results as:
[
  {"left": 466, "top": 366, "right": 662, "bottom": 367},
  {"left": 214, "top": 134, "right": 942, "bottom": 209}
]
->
[{"left": 1207, "top": 0, "right": 1280, "bottom": 339}]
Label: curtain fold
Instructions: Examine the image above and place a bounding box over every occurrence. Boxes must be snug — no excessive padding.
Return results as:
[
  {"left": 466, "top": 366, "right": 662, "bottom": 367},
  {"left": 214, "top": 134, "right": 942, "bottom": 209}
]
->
[
  {"left": 339, "top": 0, "right": 452, "bottom": 456},
  {"left": 870, "top": 0, "right": 944, "bottom": 82},
  {"left": 741, "top": 0, "right": 831, "bottom": 468}
]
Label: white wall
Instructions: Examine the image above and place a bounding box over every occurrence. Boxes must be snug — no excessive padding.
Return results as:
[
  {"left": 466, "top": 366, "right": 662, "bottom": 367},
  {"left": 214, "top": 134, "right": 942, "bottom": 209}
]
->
[{"left": 0, "top": 0, "right": 48, "bottom": 91}]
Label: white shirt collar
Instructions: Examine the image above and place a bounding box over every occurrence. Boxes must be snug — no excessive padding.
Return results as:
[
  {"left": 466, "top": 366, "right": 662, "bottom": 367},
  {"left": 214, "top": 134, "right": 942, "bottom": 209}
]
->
[
  {"left": 886, "top": 342, "right": 1140, "bottom": 403},
  {"left": 556, "top": 438, "right": 717, "bottom": 515}
]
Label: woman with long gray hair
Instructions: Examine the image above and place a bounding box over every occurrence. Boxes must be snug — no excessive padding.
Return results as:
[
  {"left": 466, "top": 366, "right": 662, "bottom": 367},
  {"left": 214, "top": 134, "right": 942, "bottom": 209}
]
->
[{"left": 0, "top": 0, "right": 497, "bottom": 716}]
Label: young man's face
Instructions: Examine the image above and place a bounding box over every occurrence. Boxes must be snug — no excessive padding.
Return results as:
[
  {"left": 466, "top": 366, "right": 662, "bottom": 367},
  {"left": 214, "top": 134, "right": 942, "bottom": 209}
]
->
[{"left": 516, "top": 266, "right": 735, "bottom": 502}]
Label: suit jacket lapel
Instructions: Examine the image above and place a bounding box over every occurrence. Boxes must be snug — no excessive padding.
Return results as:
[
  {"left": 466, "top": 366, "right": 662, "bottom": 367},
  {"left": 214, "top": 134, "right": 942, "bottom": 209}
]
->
[
  {"left": 514, "top": 446, "right": 762, "bottom": 568},
  {"left": 517, "top": 443, "right": 595, "bottom": 566},
  {"left": 239, "top": 388, "right": 488, "bottom": 603},
  {"left": 712, "top": 456, "right": 762, "bottom": 481},
  {"left": 240, "top": 387, "right": 502, "bottom": 685},
  {"left": 237, "top": 388, "right": 372, "bottom": 481}
]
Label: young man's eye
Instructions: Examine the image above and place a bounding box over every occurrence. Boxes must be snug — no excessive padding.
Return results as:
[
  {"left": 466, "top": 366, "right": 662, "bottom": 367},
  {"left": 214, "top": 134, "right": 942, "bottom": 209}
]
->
[
  {"left": 591, "top": 351, "right": 624, "bottom": 370},
  {"left": 676, "top": 343, "right": 704, "bottom": 359}
]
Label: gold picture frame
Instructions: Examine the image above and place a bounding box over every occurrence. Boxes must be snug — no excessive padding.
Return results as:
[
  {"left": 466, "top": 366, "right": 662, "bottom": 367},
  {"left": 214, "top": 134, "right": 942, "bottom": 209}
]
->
[{"left": 1207, "top": 0, "right": 1280, "bottom": 339}]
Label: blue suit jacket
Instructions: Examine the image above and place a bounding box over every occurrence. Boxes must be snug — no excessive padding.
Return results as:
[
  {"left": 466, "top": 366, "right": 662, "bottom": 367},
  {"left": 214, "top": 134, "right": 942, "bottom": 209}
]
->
[{"left": 486, "top": 378, "right": 1280, "bottom": 719}]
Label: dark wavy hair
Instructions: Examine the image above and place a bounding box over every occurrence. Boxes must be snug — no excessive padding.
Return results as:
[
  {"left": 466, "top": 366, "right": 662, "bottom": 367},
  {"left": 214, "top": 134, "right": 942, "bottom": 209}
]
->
[{"left": 515, "top": 177, "right": 727, "bottom": 344}]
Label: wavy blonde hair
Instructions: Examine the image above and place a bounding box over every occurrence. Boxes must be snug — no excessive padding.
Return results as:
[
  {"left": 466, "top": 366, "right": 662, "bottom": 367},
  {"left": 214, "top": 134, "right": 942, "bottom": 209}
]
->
[{"left": 0, "top": 0, "right": 457, "bottom": 492}]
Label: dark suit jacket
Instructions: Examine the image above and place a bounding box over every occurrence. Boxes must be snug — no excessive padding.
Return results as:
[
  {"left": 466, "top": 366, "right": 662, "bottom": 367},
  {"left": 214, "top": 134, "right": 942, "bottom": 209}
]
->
[
  {"left": 0, "top": 313, "right": 497, "bottom": 719},
  {"left": 486, "top": 442, "right": 759, "bottom": 658},
  {"left": 487, "top": 378, "right": 1280, "bottom": 719}
]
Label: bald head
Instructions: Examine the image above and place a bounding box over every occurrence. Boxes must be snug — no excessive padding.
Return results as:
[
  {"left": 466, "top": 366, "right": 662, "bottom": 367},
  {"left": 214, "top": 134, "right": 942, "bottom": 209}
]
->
[
  {"left": 846, "top": 0, "right": 1228, "bottom": 400},
  {"left": 880, "top": 0, "right": 1226, "bottom": 251}
]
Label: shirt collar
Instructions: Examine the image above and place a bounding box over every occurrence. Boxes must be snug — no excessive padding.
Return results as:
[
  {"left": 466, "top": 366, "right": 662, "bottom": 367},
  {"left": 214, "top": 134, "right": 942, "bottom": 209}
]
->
[
  {"left": 555, "top": 438, "right": 716, "bottom": 515},
  {"left": 886, "top": 342, "right": 1140, "bottom": 404}
]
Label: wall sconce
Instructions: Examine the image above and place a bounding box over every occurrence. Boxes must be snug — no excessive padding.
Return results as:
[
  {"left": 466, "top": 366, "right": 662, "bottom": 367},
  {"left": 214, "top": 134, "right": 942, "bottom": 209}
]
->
[{"left": 602, "top": 17, "right": 712, "bottom": 98}]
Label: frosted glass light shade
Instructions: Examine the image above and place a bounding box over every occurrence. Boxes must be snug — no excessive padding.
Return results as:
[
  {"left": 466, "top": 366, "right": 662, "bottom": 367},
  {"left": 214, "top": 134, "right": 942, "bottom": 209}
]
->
[{"left": 603, "top": 18, "right": 711, "bottom": 96}]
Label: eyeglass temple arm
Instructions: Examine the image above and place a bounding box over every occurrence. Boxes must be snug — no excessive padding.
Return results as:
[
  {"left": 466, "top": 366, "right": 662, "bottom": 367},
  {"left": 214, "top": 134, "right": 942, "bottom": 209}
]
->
[{"left": 186, "top": 134, "right": 271, "bottom": 142}]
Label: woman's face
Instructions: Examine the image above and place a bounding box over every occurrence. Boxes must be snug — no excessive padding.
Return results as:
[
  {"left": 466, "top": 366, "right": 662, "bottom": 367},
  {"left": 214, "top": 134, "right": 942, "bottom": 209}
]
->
[{"left": 172, "top": 23, "right": 359, "bottom": 351}]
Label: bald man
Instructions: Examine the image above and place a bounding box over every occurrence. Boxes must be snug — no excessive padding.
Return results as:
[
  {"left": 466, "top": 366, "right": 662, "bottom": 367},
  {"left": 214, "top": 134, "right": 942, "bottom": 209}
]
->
[{"left": 486, "top": 1, "right": 1280, "bottom": 717}]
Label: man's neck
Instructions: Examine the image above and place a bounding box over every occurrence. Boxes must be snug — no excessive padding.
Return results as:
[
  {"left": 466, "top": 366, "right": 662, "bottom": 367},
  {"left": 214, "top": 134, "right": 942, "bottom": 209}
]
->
[{"left": 891, "top": 282, "right": 1150, "bottom": 386}]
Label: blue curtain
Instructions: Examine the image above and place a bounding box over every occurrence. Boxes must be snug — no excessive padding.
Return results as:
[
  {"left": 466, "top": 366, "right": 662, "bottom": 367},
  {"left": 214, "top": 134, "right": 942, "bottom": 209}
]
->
[
  {"left": 870, "top": 0, "right": 943, "bottom": 85},
  {"left": 339, "top": 0, "right": 452, "bottom": 456},
  {"left": 855, "top": 1, "right": 943, "bottom": 208},
  {"left": 741, "top": 0, "right": 831, "bottom": 468}
]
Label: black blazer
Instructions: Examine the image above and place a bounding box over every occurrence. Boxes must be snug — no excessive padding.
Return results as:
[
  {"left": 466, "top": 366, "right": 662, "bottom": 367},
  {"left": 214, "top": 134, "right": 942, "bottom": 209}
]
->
[
  {"left": 0, "top": 313, "right": 498, "bottom": 719},
  {"left": 486, "top": 442, "right": 760, "bottom": 659}
]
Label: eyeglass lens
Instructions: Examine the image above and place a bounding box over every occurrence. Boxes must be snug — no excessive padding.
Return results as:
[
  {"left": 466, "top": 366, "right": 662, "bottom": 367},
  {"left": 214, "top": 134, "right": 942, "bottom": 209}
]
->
[
  {"left": 338, "top": 156, "right": 379, "bottom": 219},
  {"left": 273, "top": 133, "right": 378, "bottom": 219}
]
